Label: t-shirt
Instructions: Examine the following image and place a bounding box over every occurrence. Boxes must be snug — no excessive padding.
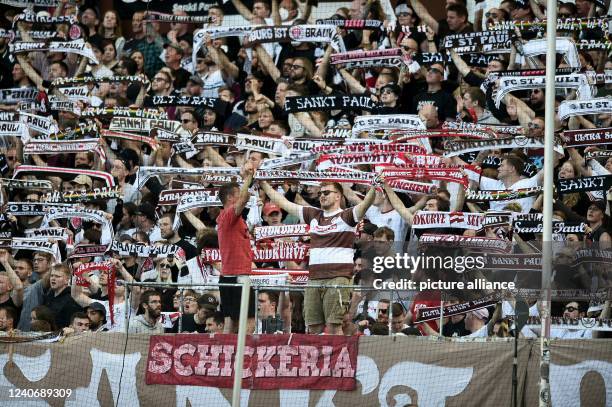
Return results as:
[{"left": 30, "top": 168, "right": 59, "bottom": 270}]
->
[
  {"left": 217, "top": 205, "right": 252, "bottom": 276},
  {"left": 300, "top": 206, "right": 358, "bottom": 280},
  {"left": 365, "top": 206, "right": 409, "bottom": 242},
  {"left": 90, "top": 299, "right": 129, "bottom": 332},
  {"left": 412, "top": 89, "right": 457, "bottom": 122},
  {"left": 480, "top": 175, "right": 540, "bottom": 212},
  {"left": 171, "top": 313, "right": 207, "bottom": 333}
]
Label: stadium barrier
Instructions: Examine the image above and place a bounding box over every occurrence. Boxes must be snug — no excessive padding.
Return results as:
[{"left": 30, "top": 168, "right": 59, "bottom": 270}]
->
[{"left": 0, "top": 333, "right": 610, "bottom": 406}]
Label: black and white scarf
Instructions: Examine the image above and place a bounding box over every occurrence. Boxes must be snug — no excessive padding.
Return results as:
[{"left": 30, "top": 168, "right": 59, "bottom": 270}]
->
[
  {"left": 109, "top": 117, "right": 181, "bottom": 134},
  {"left": 245, "top": 24, "right": 345, "bottom": 52},
  {"left": 13, "top": 165, "right": 115, "bottom": 187},
  {"left": 19, "top": 112, "right": 59, "bottom": 135},
  {"left": 494, "top": 73, "right": 592, "bottom": 108},
  {"left": 284, "top": 94, "right": 379, "bottom": 112},
  {"left": 556, "top": 175, "right": 612, "bottom": 193},
  {"left": 81, "top": 107, "right": 167, "bottom": 120},
  {"left": 558, "top": 98, "right": 612, "bottom": 121},
  {"left": 135, "top": 166, "right": 241, "bottom": 189},
  {"left": 352, "top": 114, "right": 426, "bottom": 137},
  {"left": 143, "top": 95, "right": 226, "bottom": 110},
  {"left": 442, "top": 30, "right": 511, "bottom": 53},
  {"left": 0, "top": 87, "right": 38, "bottom": 104},
  {"left": 10, "top": 40, "right": 97, "bottom": 63},
  {"left": 443, "top": 136, "right": 552, "bottom": 157}
]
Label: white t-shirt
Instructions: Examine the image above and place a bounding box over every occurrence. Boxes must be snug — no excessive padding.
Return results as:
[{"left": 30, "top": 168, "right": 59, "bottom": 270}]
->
[
  {"left": 90, "top": 299, "right": 132, "bottom": 332},
  {"left": 467, "top": 324, "right": 488, "bottom": 337},
  {"left": 479, "top": 175, "right": 540, "bottom": 212},
  {"left": 365, "top": 206, "right": 409, "bottom": 241},
  {"left": 202, "top": 69, "right": 225, "bottom": 98}
]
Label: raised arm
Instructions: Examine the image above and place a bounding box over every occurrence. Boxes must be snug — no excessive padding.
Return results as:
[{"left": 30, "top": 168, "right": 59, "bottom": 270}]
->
[
  {"left": 410, "top": 0, "right": 440, "bottom": 34},
  {"left": 260, "top": 181, "right": 303, "bottom": 218},
  {"left": 354, "top": 184, "right": 377, "bottom": 221},
  {"left": 271, "top": 0, "right": 281, "bottom": 26},
  {"left": 71, "top": 279, "right": 94, "bottom": 308},
  {"left": 230, "top": 0, "right": 254, "bottom": 21},
  {"left": 314, "top": 45, "right": 333, "bottom": 81},
  {"left": 0, "top": 252, "right": 23, "bottom": 308},
  {"left": 207, "top": 40, "right": 239, "bottom": 80},
  {"left": 382, "top": 181, "right": 428, "bottom": 225},
  {"left": 234, "top": 163, "right": 255, "bottom": 216},
  {"left": 339, "top": 68, "right": 367, "bottom": 94},
  {"left": 450, "top": 50, "right": 472, "bottom": 77},
  {"left": 255, "top": 45, "right": 282, "bottom": 83}
]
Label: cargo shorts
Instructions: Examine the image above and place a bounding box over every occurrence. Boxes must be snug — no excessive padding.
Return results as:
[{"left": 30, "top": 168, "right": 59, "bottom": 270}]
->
[{"left": 304, "top": 276, "right": 352, "bottom": 326}]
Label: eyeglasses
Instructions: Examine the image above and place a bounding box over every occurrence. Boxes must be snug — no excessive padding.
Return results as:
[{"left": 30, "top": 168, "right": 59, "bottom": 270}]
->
[
  {"left": 183, "top": 297, "right": 197, "bottom": 302},
  {"left": 397, "top": 12, "right": 412, "bottom": 17},
  {"left": 528, "top": 123, "right": 542, "bottom": 129},
  {"left": 485, "top": 12, "right": 499, "bottom": 18},
  {"left": 317, "top": 190, "right": 337, "bottom": 197},
  {"left": 290, "top": 64, "right": 305, "bottom": 70},
  {"left": 564, "top": 306, "right": 579, "bottom": 312},
  {"left": 153, "top": 77, "right": 168, "bottom": 82},
  {"left": 381, "top": 88, "right": 395, "bottom": 95}
]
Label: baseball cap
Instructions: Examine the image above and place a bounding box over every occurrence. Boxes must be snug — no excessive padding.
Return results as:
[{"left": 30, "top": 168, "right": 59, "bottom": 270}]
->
[
  {"left": 188, "top": 75, "right": 204, "bottom": 87},
  {"left": 72, "top": 174, "right": 93, "bottom": 189},
  {"left": 589, "top": 200, "right": 607, "bottom": 212},
  {"left": 164, "top": 42, "right": 185, "bottom": 56},
  {"left": 263, "top": 202, "right": 282, "bottom": 216},
  {"left": 472, "top": 308, "right": 489, "bottom": 321},
  {"left": 380, "top": 83, "right": 401, "bottom": 96},
  {"left": 135, "top": 202, "right": 156, "bottom": 221},
  {"left": 87, "top": 302, "right": 107, "bottom": 319},
  {"left": 395, "top": 4, "right": 410, "bottom": 14},
  {"left": 197, "top": 293, "right": 219, "bottom": 310}
]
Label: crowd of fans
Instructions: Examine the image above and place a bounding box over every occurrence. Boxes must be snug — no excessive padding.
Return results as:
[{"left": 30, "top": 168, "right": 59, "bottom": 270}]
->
[{"left": 0, "top": 0, "right": 610, "bottom": 340}]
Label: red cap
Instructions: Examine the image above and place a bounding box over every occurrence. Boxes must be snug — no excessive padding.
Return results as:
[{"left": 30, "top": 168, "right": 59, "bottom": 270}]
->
[{"left": 263, "top": 202, "right": 282, "bottom": 216}]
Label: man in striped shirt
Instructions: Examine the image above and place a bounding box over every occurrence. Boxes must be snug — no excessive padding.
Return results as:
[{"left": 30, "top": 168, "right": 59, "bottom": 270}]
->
[{"left": 261, "top": 181, "right": 376, "bottom": 334}]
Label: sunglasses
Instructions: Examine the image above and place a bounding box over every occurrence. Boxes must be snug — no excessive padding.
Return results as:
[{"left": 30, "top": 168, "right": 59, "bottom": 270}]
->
[
  {"left": 378, "top": 308, "right": 388, "bottom": 314},
  {"left": 159, "top": 263, "right": 171, "bottom": 269},
  {"left": 428, "top": 67, "right": 443, "bottom": 75},
  {"left": 564, "top": 306, "right": 579, "bottom": 312},
  {"left": 528, "top": 123, "right": 542, "bottom": 129},
  {"left": 485, "top": 12, "right": 499, "bottom": 18},
  {"left": 318, "top": 190, "right": 337, "bottom": 197},
  {"left": 290, "top": 64, "right": 305, "bottom": 70},
  {"left": 181, "top": 119, "right": 194, "bottom": 124}
]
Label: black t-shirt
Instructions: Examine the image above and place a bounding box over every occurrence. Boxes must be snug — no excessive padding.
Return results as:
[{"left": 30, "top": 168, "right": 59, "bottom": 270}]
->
[
  {"left": 172, "top": 67, "right": 191, "bottom": 90},
  {"left": 170, "top": 313, "right": 207, "bottom": 333},
  {"left": 412, "top": 89, "right": 457, "bottom": 121},
  {"left": 443, "top": 317, "right": 470, "bottom": 337},
  {"left": 436, "top": 20, "right": 474, "bottom": 49}
]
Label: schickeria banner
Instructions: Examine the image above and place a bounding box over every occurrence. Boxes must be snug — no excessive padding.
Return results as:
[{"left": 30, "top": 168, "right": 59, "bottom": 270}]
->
[{"left": 0, "top": 333, "right": 610, "bottom": 406}]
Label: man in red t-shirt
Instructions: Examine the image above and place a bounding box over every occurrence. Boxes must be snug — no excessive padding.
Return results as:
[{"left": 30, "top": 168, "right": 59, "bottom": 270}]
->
[{"left": 217, "top": 162, "right": 255, "bottom": 333}]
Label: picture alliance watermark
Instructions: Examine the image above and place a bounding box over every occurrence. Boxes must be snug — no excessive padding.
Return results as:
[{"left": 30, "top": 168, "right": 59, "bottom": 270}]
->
[{"left": 372, "top": 253, "right": 486, "bottom": 274}]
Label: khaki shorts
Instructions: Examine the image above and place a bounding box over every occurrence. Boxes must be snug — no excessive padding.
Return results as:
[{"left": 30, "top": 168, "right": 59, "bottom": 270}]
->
[{"left": 304, "top": 277, "right": 352, "bottom": 326}]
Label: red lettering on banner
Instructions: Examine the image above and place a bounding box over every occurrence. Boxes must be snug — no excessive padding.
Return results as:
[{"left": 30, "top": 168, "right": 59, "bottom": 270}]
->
[{"left": 145, "top": 334, "right": 358, "bottom": 390}]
